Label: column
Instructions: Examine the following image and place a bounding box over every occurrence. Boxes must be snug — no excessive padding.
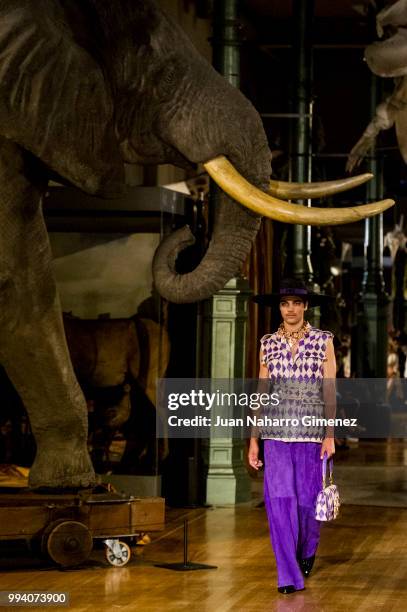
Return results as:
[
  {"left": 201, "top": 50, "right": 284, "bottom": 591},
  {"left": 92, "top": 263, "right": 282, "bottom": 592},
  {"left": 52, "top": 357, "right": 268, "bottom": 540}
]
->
[
  {"left": 289, "top": 0, "right": 315, "bottom": 286},
  {"left": 198, "top": 0, "right": 251, "bottom": 504},
  {"left": 360, "top": 72, "right": 388, "bottom": 377}
]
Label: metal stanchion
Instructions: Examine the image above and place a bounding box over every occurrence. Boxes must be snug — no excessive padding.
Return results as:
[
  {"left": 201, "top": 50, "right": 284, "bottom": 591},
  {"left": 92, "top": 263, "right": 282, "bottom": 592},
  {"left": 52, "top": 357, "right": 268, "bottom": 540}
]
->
[{"left": 155, "top": 518, "right": 217, "bottom": 571}]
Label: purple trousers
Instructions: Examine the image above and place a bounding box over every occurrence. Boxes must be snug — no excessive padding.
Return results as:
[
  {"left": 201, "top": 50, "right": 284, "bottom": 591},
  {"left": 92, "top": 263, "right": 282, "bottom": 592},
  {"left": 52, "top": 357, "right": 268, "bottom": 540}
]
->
[{"left": 263, "top": 439, "right": 323, "bottom": 590}]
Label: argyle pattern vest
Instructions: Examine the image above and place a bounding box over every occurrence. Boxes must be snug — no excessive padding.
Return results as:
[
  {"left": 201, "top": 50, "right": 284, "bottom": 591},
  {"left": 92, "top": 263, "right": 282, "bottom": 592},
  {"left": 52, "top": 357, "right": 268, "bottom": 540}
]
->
[{"left": 259, "top": 326, "right": 333, "bottom": 442}]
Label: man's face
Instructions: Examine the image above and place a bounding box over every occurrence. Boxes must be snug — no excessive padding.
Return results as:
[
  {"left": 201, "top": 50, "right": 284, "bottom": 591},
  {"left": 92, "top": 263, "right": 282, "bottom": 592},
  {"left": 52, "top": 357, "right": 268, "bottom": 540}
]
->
[{"left": 279, "top": 296, "right": 307, "bottom": 326}]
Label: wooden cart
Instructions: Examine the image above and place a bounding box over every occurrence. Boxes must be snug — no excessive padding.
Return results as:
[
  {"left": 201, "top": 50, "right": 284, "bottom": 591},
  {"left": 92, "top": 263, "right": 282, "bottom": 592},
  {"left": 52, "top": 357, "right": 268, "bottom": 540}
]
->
[{"left": 0, "top": 490, "right": 165, "bottom": 567}]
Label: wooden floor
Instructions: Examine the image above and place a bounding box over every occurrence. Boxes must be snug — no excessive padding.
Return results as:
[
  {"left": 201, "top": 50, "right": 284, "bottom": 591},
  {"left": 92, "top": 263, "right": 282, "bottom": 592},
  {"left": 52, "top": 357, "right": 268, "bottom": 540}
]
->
[
  {"left": 334, "top": 439, "right": 407, "bottom": 467},
  {"left": 0, "top": 443, "right": 407, "bottom": 611}
]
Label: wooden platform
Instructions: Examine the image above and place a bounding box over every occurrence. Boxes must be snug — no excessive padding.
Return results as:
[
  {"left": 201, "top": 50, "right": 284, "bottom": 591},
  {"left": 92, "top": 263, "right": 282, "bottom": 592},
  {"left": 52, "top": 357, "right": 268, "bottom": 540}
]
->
[
  {"left": 0, "top": 442, "right": 406, "bottom": 610},
  {"left": 0, "top": 492, "right": 164, "bottom": 541}
]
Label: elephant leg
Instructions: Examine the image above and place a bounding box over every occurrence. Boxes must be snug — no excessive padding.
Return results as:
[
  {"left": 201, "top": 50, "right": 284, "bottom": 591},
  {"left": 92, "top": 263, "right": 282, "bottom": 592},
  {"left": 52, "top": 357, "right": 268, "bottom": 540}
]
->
[{"left": 0, "top": 138, "right": 95, "bottom": 488}]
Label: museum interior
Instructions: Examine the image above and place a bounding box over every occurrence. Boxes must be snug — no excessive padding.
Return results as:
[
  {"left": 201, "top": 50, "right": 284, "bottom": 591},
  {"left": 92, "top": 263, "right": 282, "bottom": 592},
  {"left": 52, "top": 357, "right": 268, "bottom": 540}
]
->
[{"left": 0, "top": 0, "right": 406, "bottom": 610}]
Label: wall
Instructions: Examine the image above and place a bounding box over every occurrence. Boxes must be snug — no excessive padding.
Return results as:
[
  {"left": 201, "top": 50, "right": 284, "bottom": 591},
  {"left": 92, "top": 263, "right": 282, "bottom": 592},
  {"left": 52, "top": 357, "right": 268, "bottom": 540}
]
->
[{"left": 50, "top": 233, "right": 159, "bottom": 319}]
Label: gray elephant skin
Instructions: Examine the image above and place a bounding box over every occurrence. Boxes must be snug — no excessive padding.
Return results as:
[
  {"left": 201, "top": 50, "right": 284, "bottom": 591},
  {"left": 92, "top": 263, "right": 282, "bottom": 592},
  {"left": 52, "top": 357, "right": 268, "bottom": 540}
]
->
[
  {"left": 0, "top": 0, "right": 389, "bottom": 489},
  {"left": 0, "top": 0, "right": 273, "bottom": 488}
]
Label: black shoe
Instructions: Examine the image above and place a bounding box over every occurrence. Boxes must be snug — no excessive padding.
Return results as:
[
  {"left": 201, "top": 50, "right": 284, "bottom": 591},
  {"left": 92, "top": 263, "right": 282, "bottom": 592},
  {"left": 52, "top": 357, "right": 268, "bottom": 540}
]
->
[
  {"left": 299, "top": 555, "right": 315, "bottom": 577},
  {"left": 277, "top": 585, "right": 296, "bottom": 594}
]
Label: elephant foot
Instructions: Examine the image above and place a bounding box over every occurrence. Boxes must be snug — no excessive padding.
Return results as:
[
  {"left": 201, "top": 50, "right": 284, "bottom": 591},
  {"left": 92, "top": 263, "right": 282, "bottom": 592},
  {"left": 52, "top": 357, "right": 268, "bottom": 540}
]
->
[{"left": 29, "top": 441, "right": 96, "bottom": 490}]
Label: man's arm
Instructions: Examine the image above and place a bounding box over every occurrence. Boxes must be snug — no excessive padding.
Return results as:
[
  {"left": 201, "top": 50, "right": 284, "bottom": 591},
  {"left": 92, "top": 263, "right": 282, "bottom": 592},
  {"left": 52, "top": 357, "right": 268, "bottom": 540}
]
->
[
  {"left": 321, "top": 338, "right": 336, "bottom": 459},
  {"left": 248, "top": 350, "right": 268, "bottom": 470}
]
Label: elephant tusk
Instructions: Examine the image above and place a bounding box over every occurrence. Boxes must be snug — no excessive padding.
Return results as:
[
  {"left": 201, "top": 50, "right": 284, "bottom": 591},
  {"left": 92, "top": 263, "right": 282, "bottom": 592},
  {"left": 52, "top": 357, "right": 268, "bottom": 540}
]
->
[
  {"left": 269, "top": 174, "right": 373, "bottom": 199},
  {"left": 203, "top": 156, "right": 395, "bottom": 226}
]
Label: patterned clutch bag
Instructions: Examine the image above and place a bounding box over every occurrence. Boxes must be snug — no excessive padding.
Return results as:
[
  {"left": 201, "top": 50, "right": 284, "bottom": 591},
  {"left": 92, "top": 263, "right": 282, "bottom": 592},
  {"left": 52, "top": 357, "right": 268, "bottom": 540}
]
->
[{"left": 315, "top": 453, "right": 340, "bottom": 521}]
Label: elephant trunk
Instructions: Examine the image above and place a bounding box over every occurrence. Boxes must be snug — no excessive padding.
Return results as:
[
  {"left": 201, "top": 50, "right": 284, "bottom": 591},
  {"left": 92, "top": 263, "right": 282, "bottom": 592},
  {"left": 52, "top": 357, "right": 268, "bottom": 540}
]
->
[
  {"left": 153, "top": 190, "right": 261, "bottom": 304},
  {"left": 150, "top": 60, "right": 273, "bottom": 304}
]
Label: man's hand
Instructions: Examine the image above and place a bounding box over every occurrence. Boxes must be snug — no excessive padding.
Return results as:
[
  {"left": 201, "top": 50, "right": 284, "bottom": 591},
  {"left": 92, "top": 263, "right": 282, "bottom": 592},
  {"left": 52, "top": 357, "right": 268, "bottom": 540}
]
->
[
  {"left": 321, "top": 437, "right": 335, "bottom": 460},
  {"left": 248, "top": 439, "right": 263, "bottom": 470}
]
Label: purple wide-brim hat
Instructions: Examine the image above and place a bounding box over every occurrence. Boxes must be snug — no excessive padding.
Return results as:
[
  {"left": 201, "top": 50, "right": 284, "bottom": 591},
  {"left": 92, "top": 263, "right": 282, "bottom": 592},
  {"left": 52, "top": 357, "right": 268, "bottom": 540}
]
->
[{"left": 252, "top": 281, "right": 334, "bottom": 308}]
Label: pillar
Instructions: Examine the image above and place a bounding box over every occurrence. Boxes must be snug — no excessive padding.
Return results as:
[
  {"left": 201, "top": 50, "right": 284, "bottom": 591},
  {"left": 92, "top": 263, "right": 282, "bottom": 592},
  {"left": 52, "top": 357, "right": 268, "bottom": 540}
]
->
[
  {"left": 198, "top": 0, "right": 251, "bottom": 505},
  {"left": 360, "top": 72, "right": 388, "bottom": 377},
  {"left": 289, "top": 0, "right": 315, "bottom": 287}
]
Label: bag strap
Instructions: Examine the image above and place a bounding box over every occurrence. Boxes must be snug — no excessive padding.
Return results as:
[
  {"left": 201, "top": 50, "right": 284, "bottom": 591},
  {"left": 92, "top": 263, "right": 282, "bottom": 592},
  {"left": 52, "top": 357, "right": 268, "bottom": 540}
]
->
[{"left": 322, "top": 452, "right": 334, "bottom": 488}]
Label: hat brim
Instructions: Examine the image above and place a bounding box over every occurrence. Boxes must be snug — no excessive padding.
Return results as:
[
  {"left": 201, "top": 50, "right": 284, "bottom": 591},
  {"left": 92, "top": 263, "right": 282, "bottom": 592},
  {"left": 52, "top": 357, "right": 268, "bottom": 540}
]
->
[{"left": 252, "top": 292, "right": 335, "bottom": 308}]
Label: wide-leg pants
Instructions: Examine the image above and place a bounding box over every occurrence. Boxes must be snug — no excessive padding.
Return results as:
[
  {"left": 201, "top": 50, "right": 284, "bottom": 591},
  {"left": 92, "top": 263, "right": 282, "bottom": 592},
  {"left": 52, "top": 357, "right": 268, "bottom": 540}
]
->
[{"left": 263, "top": 439, "right": 322, "bottom": 590}]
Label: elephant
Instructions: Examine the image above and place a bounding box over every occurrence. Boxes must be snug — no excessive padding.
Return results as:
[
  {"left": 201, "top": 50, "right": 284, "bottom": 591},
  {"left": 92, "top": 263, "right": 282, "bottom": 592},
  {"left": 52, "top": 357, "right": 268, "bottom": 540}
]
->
[
  {"left": 347, "top": 0, "right": 407, "bottom": 171},
  {"left": 0, "top": 0, "right": 394, "bottom": 488}
]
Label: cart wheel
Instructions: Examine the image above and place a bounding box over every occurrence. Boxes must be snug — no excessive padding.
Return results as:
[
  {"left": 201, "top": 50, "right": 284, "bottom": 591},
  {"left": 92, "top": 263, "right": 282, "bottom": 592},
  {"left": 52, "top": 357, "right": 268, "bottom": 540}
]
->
[
  {"left": 42, "top": 520, "right": 93, "bottom": 567},
  {"left": 104, "top": 539, "right": 131, "bottom": 567}
]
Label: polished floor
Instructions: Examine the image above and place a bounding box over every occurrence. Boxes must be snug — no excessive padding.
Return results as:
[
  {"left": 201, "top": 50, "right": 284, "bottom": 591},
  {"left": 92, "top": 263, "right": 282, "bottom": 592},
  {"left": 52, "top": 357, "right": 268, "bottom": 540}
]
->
[
  {"left": 334, "top": 440, "right": 407, "bottom": 507},
  {"left": 0, "top": 442, "right": 406, "bottom": 611}
]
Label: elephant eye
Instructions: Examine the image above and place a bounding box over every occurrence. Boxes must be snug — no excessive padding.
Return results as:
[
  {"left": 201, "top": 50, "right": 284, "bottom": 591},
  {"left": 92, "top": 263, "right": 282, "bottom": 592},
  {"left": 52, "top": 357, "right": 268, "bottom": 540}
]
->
[
  {"left": 162, "top": 64, "right": 176, "bottom": 89},
  {"left": 163, "top": 65, "right": 175, "bottom": 85},
  {"left": 154, "top": 59, "right": 180, "bottom": 98}
]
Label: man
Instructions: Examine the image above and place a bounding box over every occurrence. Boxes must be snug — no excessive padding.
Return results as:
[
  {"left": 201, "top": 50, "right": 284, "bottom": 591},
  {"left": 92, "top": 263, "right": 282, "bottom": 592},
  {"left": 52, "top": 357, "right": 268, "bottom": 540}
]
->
[{"left": 249, "top": 278, "right": 336, "bottom": 594}]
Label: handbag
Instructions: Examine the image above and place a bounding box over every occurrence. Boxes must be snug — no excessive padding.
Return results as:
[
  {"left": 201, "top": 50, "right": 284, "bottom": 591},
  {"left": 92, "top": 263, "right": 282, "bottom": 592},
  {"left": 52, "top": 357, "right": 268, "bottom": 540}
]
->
[{"left": 315, "top": 453, "right": 340, "bottom": 521}]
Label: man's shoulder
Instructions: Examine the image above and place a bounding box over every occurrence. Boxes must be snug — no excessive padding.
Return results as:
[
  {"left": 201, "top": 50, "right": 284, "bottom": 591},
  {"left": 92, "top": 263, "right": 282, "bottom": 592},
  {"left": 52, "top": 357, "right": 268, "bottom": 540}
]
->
[
  {"left": 309, "top": 327, "right": 334, "bottom": 341},
  {"left": 260, "top": 331, "right": 279, "bottom": 344}
]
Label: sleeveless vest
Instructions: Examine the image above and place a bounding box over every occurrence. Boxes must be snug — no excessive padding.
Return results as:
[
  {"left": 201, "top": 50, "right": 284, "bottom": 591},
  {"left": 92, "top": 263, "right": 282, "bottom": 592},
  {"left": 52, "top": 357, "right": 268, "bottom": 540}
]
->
[{"left": 259, "top": 326, "right": 333, "bottom": 442}]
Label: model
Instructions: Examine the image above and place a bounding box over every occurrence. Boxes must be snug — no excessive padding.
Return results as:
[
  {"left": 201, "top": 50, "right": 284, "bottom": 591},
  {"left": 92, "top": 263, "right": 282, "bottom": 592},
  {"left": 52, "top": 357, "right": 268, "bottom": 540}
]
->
[{"left": 249, "top": 278, "right": 336, "bottom": 594}]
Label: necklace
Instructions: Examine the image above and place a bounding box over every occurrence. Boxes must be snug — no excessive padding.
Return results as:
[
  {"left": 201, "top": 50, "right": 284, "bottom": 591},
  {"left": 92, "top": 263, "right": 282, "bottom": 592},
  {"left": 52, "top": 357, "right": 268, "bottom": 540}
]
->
[{"left": 277, "top": 321, "right": 310, "bottom": 347}]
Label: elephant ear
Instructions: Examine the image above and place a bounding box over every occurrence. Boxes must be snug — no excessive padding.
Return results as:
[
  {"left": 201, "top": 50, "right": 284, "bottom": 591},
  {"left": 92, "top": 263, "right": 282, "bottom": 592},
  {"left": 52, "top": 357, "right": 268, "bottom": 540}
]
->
[{"left": 0, "top": 1, "right": 124, "bottom": 195}]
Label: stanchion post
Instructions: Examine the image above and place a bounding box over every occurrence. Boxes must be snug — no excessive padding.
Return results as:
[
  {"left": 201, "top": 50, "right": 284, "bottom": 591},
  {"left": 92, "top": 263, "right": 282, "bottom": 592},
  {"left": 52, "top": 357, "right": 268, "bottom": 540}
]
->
[{"left": 155, "top": 517, "right": 217, "bottom": 571}]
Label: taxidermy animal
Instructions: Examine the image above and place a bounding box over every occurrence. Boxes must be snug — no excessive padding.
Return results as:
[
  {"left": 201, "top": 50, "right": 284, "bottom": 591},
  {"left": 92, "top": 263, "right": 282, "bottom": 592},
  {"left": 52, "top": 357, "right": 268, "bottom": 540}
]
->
[
  {"left": 63, "top": 315, "right": 169, "bottom": 409},
  {"left": 347, "top": 0, "right": 407, "bottom": 171},
  {"left": 0, "top": 0, "right": 393, "bottom": 488},
  {"left": 63, "top": 314, "right": 169, "bottom": 468}
]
